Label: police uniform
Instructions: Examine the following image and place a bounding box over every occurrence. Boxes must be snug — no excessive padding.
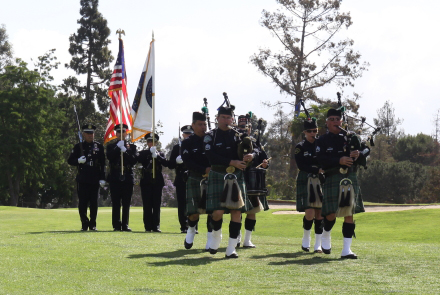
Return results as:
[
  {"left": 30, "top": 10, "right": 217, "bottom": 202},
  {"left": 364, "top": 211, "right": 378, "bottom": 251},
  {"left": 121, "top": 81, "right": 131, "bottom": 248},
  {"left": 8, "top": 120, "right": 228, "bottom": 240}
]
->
[
  {"left": 181, "top": 112, "right": 212, "bottom": 250},
  {"left": 294, "top": 117, "right": 324, "bottom": 253},
  {"left": 67, "top": 124, "right": 106, "bottom": 231},
  {"left": 204, "top": 106, "right": 250, "bottom": 258},
  {"left": 137, "top": 133, "right": 170, "bottom": 232},
  {"left": 168, "top": 125, "right": 193, "bottom": 233},
  {"left": 315, "top": 108, "right": 368, "bottom": 259},
  {"left": 106, "top": 124, "right": 138, "bottom": 231}
]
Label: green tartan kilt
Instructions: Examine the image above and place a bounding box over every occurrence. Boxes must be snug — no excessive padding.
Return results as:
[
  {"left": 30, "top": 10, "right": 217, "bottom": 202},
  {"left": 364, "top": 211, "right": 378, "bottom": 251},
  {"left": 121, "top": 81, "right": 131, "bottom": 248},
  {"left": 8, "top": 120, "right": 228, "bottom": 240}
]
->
[
  {"left": 258, "top": 194, "right": 270, "bottom": 211},
  {"left": 321, "top": 171, "right": 365, "bottom": 217},
  {"left": 206, "top": 170, "right": 250, "bottom": 213},
  {"left": 296, "top": 170, "right": 317, "bottom": 212},
  {"left": 186, "top": 175, "right": 205, "bottom": 215}
]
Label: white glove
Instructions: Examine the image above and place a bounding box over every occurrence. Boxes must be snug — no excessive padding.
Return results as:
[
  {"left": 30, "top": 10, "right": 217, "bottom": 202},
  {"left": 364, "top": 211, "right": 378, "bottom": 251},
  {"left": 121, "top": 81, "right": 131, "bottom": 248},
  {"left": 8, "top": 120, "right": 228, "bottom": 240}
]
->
[
  {"left": 150, "top": 146, "right": 157, "bottom": 154},
  {"left": 151, "top": 150, "right": 157, "bottom": 159},
  {"left": 117, "top": 140, "right": 127, "bottom": 152},
  {"left": 176, "top": 155, "right": 183, "bottom": 164},
  {"left": 78, "top": 156, "right": 86, "bottom": 164},
  {"left": 99, "top": 180, "right": 106, "bottom": 188}
]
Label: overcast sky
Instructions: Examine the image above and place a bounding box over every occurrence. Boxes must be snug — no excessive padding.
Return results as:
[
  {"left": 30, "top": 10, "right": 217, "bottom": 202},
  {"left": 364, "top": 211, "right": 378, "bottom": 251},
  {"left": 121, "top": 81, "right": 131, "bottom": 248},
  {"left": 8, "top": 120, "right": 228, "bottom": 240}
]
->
[{"left": 3, "top": 0, "right": 440, "bottom": 146}]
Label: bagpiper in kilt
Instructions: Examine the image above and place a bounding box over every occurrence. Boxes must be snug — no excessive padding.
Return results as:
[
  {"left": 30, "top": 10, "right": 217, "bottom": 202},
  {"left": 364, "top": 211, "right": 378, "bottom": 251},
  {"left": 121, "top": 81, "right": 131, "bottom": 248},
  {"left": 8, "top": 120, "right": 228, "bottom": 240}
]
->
[
  {"left": 204, "top": 106, "right": 251, "bottom": 258},
  {"left": 315, "top": 108, "right": 369, "bottom": 259},
  {"left": 294, "top": 117, "right": 324, "bottom": 253},
  {"left": 181, "top": 111, "right": 213, "bottom": 250},
  {"left": 237, "top": 114, "right": 269, "bottom": 249},
  {"left": 67, "top": 124, "right": 106, "bottom": 231}
]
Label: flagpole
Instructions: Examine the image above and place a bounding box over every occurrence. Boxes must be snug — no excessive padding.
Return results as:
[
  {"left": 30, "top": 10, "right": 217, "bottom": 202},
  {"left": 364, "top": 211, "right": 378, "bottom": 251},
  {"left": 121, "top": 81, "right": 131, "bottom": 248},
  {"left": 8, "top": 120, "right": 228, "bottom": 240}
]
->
[
  {"left": 116, "top": 31, "right": 125, "bottom": 181},
  {"left": 152, "top": 31, "right": 156, "bottom": 179}
]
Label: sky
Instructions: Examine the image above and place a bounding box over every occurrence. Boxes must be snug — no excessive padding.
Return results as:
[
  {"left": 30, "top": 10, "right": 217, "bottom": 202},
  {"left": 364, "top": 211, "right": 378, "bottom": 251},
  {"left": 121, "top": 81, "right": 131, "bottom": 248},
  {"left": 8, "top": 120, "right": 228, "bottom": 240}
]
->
[{"left": 2, "top": 0, "right": 440, "bottom": 147}]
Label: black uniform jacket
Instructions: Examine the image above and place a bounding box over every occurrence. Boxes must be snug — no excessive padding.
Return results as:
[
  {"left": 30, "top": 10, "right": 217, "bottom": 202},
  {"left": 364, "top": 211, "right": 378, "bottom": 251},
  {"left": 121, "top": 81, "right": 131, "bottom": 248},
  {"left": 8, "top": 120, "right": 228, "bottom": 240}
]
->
[
  {"left": 181, "top": 133, "right": 210, "bottom": 175},
  {"left": 294, "top": 139, "right": 320, "bottom": 174},
  {"left": 137, "top": 148, "right": 170, "bottom": 187},
  {"left": 68, "top": 141, "right": 106, "bottom": 184},
  {"left": 106, "top": 140, "right": 138, "bottom": 183},
  {"left": 168, "top": 143, "right": 187, "bottom": 186},
  {"left": 204, "top": 128, "right": 257, "bottom": 166}
]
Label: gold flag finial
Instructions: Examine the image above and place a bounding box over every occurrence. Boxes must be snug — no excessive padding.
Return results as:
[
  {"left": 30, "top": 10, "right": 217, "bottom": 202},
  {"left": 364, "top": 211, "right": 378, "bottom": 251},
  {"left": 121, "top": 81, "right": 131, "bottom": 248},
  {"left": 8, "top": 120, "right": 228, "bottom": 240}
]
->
[{"left": 116, "top": 29, "right": 125, "bottom": 39}]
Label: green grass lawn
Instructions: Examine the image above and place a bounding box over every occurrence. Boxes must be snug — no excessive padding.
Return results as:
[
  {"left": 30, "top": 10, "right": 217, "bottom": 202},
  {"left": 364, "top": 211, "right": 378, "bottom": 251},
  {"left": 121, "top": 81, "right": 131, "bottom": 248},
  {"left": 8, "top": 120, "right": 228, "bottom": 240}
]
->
[{"left": 1, "top": 206, "right": 439, "bottom": 294}]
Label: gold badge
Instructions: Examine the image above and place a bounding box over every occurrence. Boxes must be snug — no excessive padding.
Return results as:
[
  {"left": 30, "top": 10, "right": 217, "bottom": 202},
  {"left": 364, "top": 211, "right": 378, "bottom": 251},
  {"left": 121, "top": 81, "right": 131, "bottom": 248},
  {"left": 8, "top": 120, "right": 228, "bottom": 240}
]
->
[
  {"left": 295, "top": 148, "right": 301, "bottom": 154},
  {"left": 226, "top": 166, "right": 235, "bottom": 173}
]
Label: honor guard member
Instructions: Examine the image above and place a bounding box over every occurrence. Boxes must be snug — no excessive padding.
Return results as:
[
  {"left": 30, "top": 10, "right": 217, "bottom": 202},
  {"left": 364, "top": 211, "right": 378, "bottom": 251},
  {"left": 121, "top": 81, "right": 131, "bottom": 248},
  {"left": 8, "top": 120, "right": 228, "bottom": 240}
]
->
[
  {"left": 137, "top": 133, "right": 170, "bottom": 232},
  {"left": 181, "top": 112, "right": 212, "bottom": 250},
  {"left": 315, "top": 109, "right": 367, "bottom": 259},
  {"left": 168, "top": 125, "right": 193, "bottom": 233},
  {"left": 204, "top": 106, "right": 251, "bottom": 258},
  {"left": 106, "top": 124, "right": 137, "bottom": 232},
  {"left": 68, "top": 124, "right": 106, "bottom": 231},
  {"left": 294, "top": 117, "right": 324, "bottom": 253},
  {"left": 237, "top": 115, "right": 269, "bottom": 249}
]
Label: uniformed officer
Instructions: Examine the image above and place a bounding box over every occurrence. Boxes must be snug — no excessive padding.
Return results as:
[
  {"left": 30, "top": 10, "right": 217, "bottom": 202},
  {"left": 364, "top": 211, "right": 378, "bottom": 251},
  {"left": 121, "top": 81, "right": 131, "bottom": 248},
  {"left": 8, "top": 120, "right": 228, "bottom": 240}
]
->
[
  {"left": 237, "top": 115, "right": 269, "bottom": 249},
  {"left": 315, "top": 109, "right": 368, "bottom": 259},
  {"left": 68, "top": 124, "right": 106, "bottom": 231},
  {"left": 137, "top": 133, "right": 170, "bottom": 232},
  {"left": 294, "top": 117, "right": 324, "bottom": 253},
  {"left": 181, "top": 112, "right": 212, "bottom": 250},
  {"left": 106, "top": 124, "right": 137, "bottom": 232},
  {"left": 168, "top": 125, "right": 193, "bottom": 233},
  {"left": 204, "top": 106, "right": 251, "bottom": 258}
]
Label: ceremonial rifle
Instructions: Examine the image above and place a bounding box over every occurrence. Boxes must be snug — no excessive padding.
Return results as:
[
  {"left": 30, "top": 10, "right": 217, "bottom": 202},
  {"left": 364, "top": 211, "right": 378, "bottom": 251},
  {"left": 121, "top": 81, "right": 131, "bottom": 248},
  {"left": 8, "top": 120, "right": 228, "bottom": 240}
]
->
[
  {"left": 178, "top": 122, "right": 182, "bottom": 155},
  {"left": 73, "top": 105, "right": 84, "bottom": 157}
]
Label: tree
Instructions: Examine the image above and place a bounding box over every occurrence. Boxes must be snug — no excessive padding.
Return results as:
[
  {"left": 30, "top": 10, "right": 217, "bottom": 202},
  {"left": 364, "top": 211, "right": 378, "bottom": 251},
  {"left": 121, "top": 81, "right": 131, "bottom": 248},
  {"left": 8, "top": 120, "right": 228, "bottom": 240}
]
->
[
  {"left": 251, "top": 0, "right": 368, "bottom": 107},
  {"left": 64, "top": 0, "right": 113, "bottom": 114},
  {"left": 373, "top": 100, "right": 403, "bottom": 140},
  {"left": 251, "top": 0, "right": 368, "bottom": 175},
  {"left": 392, "top": 134, "right": 440, "bottom": 166},
  {"left": 0, "top": 24, "right": 13, "bottom": 72},
  {"left": 0, "top": 59, "right": 70, "bottom": 206}
]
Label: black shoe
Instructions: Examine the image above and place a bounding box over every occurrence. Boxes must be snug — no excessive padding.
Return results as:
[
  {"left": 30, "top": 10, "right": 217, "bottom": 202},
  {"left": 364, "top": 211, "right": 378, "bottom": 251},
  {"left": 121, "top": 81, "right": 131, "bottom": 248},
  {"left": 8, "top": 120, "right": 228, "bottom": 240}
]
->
[
  {"left": 181, "top": 229, "right": 187, "bottom": 234},
  {"left": 113, "top": 228, "right": 121, "bottom": 231},
  {"left": 341, "top": 253, "right": 358, "bottom": 259},
  {"left": 243, "top": 244, "right": 256, "bottom": 249},
  {"left": 122, "top": 227, "right": 132, "bottom": 232},
  {"left": 204, "top": 248, "right": 210, "bottom": 252},
  {"left": 152, "top": 229, "right": 161, "bottom": 233},
  {"left": 322, "top": 248, "right": 331, "bottom": 254},
  {"left": 225, "top": 253, "right": 238, "bottom": 259},
  {"left": 237, "top": 242, "right": 241, "bottom": 248},
  {"left": 301, "top": 246, "right": 310, "bottom": 252},
  {"left": 89, "top": 227, "right": 97, "bottom": 231},
  {"left": 81, "top": 228, "right": 88, "bottom": 231},
  {"left": 184, "top": 239, "right": 193, "bottom": 249},
  {"left": 209, "top": 248, "right": 218, "bottom": 255},
  {"left": 195, "top": 230, "right": 199, "bottom": 234}
]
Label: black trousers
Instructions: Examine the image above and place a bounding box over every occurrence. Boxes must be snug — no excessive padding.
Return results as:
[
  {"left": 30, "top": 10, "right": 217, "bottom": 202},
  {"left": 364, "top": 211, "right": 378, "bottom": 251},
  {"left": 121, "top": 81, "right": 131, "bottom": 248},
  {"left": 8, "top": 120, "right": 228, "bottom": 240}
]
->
[
  {"left": 77, "top": 182, "right": 100, "bottom": 229},
  {"left": 109, "top": 181, "right": 133, "bottom": 230},
  {"left": 141, "top": 183, "right": 163, "bottom": 231},
  {"left": 175, "top": 183, "right": 188, "bottom": 230}
]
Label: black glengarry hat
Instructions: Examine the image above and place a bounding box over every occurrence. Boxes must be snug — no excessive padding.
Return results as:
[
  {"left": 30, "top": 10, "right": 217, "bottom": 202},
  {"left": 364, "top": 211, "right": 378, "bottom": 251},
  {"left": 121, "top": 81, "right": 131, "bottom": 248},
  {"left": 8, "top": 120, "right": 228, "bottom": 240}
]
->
[
  {"left": 303, "top": 117, "right": 318, "bottom": 130},
  {"left": 218, "top": 106, "right": 233, "bottom": 116},
  {"left": 192, "top": 112, "right": 206, "bottom": 122},
  {"left": 327, "top": 108, "right": 342, "bottom": 118}
]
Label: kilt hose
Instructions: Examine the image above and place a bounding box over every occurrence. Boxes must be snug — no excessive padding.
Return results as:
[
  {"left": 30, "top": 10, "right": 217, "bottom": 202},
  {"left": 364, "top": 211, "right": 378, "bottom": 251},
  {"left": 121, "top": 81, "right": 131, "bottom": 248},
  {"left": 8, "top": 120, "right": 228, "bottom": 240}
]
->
[
  {"left": 321, "top": 171, "right": 365, "bottom": 217},
  {"left": 186, "top": 174, "right": 205, "bottom": 215},
  {"left": 206, "top": 170, "right": 251, "bottom": 213}
]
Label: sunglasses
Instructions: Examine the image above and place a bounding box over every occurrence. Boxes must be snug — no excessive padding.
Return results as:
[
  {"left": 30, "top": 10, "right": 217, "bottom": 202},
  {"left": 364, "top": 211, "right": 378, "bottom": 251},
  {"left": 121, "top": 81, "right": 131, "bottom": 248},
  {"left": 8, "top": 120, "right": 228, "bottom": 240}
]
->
[
  {"left": 306, "top": 129, "right": 318, "bottom": 133},
  {"left": 327, "top": 117, "right": 341, "bottom": 122}
]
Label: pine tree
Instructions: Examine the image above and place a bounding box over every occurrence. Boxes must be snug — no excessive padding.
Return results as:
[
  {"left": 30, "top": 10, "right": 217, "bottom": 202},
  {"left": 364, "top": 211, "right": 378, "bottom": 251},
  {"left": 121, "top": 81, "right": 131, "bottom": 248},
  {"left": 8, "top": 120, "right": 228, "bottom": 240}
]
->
[{"left": 64, "top": 0, "right": 113, "bottom": 115}]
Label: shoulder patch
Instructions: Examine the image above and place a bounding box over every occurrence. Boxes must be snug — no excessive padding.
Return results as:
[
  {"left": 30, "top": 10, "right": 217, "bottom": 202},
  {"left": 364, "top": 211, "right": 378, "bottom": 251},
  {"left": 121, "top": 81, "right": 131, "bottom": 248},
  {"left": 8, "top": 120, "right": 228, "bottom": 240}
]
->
[
  {"left": 204, "top": 135, "right": 212, "bottom": 143},
  {"left": 295, "top": 148, "right": 301, "bottom": 154},
  {"left": 183, "top": 149, "right": 189, "bottom": 154},
  {"left": 205, "top": 144, "right": 211, "bottom": 150},
  {"left": 316, "top": 146, "right": 321, "bottom": 153}
]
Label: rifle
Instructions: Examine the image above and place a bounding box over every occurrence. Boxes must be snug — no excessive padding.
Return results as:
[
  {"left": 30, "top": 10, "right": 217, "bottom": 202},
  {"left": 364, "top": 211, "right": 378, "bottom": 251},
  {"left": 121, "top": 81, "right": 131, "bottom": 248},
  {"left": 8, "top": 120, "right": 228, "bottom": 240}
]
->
[
  {"left": 73, "top": 105, "right": 84, "bottom": 156},
  {"left": 178, "top": 122, "right": 182, "bottom": 155}
]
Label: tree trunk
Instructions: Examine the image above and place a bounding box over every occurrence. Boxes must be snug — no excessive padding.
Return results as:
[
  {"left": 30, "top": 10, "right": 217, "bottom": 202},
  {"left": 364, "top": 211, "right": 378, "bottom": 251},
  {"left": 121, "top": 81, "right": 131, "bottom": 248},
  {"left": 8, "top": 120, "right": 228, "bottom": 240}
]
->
[{"left": 7, "top": 171, "right": 20, "bottom": 206}]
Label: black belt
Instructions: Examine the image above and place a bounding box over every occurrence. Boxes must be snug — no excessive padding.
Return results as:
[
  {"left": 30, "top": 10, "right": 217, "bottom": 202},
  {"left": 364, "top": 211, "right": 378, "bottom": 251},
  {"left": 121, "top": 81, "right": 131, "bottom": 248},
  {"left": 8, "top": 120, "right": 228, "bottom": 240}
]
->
[{"left": 325, "top": 166, "right": 358, "bottom": 177}]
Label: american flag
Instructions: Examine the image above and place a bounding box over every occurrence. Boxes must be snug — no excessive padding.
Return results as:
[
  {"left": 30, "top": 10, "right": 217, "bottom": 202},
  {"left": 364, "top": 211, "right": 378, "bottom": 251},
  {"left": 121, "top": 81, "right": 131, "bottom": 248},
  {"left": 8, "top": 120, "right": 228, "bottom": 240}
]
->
[{"left": 104, "top": 38, "right": 133, "bottom": 144}]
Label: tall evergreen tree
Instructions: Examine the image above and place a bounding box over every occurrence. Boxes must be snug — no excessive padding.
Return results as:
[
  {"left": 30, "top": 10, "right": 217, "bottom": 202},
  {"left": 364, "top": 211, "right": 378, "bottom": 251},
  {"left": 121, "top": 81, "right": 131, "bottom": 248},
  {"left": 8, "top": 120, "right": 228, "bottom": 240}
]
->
[
  {"left": 64, "top": 0, "right": 113, "bottom": 115},
  {"left": 0, "top": 24, "right": 13, "bottom": 72}
]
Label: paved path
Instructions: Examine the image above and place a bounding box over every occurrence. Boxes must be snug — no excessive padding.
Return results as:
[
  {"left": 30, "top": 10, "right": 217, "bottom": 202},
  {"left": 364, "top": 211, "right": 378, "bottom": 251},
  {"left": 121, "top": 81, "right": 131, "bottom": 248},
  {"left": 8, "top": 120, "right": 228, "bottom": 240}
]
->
[{"left": 269, "top": 203, "right": 440, "bottom": 214}]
